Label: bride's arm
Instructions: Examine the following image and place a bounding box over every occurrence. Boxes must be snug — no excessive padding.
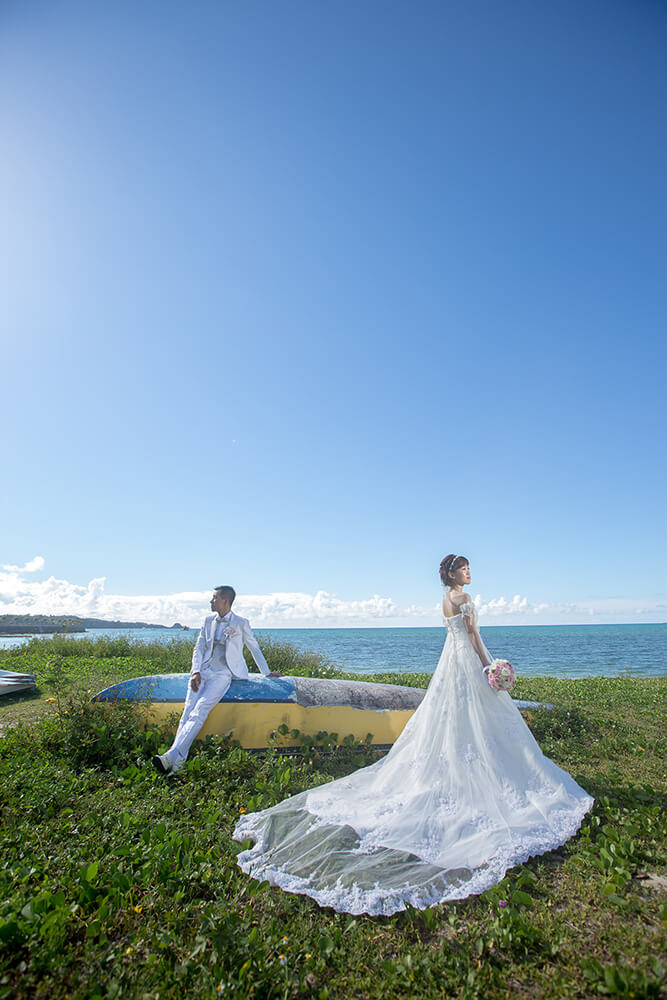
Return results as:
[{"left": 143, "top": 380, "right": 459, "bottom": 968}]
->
[
  {"left": 467, "top": 624, "right": 491, "bottom": 669},
  {"left": 457, "top": 596, "right": 491, "bottom": 670}
]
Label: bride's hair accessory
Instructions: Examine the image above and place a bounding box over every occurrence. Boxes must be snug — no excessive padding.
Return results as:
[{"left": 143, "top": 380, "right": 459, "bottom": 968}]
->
[{"left": 487, "top": 659, "right": 516, "bottom": 692}]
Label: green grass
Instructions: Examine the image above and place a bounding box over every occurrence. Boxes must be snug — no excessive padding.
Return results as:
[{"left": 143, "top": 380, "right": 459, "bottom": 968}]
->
[
  {"left": 0, "top": 634, "right": 342, "bottom": 731},
  {"left": 0, "top": 637, "right": 665, "bottom": 999}
]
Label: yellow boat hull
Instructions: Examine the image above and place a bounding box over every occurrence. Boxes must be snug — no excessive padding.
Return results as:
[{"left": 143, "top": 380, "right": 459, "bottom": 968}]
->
[{"left": 146, "top": 699, "right": 416, "bottom": 748}]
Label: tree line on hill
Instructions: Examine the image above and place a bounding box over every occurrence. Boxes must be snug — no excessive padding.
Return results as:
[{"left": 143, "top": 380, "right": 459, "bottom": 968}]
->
[{"left": 0, "top": 615, "right": 184, "bottom": 635}]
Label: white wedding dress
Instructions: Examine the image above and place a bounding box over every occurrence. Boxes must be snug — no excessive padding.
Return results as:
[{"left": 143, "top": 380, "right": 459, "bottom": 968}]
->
[{"left": 234, "top": 601, "right": 593, "bottom": 915}]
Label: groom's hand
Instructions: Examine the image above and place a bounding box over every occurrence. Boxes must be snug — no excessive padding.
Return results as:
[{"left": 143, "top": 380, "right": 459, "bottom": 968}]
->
[{"left": 191, "top": 672, "right": 202, "bottom": 692}]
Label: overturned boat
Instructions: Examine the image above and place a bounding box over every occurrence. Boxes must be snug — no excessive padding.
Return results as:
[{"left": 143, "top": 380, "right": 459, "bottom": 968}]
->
[{"left": 93, "top": 674, "right": 552, "bottom": 750}]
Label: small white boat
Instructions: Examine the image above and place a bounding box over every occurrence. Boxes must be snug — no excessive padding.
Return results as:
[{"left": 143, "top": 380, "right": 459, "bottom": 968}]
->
[{"left": 0, "top": 668, "right": 37, "bottom": 697}]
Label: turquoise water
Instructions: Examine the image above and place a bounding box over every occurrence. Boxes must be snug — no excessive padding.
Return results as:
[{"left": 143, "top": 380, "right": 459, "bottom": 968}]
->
[
  {"left": 1, "top": 623, "right": 665, "bottom": 678},
  {"left": 257, "top": 624, "right": 666, "bottom": 678}
]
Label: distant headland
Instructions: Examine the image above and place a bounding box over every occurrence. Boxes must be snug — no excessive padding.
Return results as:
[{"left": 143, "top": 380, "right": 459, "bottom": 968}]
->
[{"left": 0, "top": 614, "right": 189, "bottom": 636}]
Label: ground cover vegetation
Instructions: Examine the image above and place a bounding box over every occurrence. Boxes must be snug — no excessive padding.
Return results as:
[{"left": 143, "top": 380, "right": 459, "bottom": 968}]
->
[{"left": 0, "top": 637, "right": 665, "bottom": 999}]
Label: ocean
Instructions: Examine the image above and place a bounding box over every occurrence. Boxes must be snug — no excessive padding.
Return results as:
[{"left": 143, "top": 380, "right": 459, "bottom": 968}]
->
[{"left": 1, "top": 623, "right": 665, "bottom": 678}]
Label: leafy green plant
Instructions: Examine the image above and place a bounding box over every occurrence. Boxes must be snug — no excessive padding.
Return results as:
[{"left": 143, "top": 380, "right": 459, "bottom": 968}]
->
[
  {"left": 268, "top": 724, "right": 379, "bottom": 775},
  {"left": 38, "top": 654, "right": 73, "bottom": 718},
  {"left": 582, "top": 957, "right": 665, "bottom": 997}
]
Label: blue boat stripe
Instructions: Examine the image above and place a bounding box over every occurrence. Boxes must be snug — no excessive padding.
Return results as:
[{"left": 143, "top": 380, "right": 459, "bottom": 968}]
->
[{"left": 93, "top": 674, "right": 297, "bottom": 704}]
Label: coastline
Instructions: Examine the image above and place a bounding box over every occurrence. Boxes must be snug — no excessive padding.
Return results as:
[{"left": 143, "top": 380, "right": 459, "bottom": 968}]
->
[{"left": 0, "top": 624, "right": 665, "bottom": 679}]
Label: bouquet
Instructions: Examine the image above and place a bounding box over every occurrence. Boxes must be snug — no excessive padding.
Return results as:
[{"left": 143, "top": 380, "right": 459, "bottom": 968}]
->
[{"left": 486, "top": 659, "right": 516, "bottom": 691}]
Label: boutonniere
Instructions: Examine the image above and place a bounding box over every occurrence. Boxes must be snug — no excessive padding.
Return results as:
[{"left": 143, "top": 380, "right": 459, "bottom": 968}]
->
[{"left": 223, "top": 626, "right": 236, "bottom": 638}]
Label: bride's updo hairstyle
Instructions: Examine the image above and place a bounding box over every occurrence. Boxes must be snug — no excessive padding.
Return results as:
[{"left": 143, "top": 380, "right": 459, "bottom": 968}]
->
[{"left": 439, "top": 554, "right": 468, "bottom": 587}]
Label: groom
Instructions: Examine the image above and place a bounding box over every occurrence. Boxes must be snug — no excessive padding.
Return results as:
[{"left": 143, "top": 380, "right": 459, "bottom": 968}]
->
[{"left": 152, "top": 586, "right": 280, "bottom": 775}]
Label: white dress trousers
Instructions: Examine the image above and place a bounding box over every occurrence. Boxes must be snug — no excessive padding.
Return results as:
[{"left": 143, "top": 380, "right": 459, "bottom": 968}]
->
[{"left": 168, "top": 635, "right": 233, "bottom": 767}]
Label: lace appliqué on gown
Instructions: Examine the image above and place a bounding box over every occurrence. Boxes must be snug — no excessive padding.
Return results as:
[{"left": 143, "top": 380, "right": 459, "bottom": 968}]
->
[{"left": 234, "top": 602, "right": 593, "bottom": 915}]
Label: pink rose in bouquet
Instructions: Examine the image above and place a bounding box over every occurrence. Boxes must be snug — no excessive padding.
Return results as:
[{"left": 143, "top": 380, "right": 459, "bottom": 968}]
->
[{"left": 487, "top": 658, "right": 516, "bottom": 692}]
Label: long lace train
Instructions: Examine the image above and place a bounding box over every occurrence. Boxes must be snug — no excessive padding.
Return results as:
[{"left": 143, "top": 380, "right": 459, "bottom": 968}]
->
[{"left": 234, "top": 604, "right": 593, "bottom": 915}]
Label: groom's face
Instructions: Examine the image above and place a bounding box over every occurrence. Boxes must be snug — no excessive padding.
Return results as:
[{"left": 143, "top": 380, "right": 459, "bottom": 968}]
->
[{"left": 210, "top": 591, "right": 232, "bottom": 616}]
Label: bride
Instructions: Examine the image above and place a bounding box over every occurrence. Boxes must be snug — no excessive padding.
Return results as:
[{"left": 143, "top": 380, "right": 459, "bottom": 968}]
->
[{"left": 233, "top": 555, "right": 593, "bottom": 915}]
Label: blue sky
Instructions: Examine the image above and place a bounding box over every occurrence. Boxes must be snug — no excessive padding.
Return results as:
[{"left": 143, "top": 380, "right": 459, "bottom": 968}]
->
[{"left": 1, "top": 0, "right": 665, "bottom": 627}]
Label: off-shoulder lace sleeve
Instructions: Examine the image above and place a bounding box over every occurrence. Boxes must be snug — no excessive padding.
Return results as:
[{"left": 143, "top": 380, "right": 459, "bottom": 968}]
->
[{"left": 460, "top": 601, "right": 476, "bottom": 621}]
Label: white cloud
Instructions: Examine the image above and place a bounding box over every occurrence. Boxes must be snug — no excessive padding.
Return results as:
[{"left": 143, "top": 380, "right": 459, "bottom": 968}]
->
[
  {"left": 474, "top": 594, "right": 530, "bottom": 616},
  {"left": 472, "top": 593, "right": 667, "bottom": 625},
  {"left": 0, "top": 561, "right": 403, "bottom": 627},
  {"left": 236, "top": 591, "right": 400, "bottom": 625},
  {"left": 2, "top": 555, "right": 45, "bottom": 573},
  {"left": 0, "top": 559, "right": 664, "bottom": 627},
  {"left": 0, "top": 564, "right": 210, "bottom": 626}
]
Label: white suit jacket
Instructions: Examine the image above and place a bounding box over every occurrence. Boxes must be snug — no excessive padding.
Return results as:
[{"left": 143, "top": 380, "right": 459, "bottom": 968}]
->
[{"left": 191, "top": 612, "right": 270, "bottom": 679}]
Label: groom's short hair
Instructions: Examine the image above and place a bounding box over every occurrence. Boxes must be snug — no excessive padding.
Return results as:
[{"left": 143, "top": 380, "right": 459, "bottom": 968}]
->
[{"left": 214, "top": 585, "right": 236, "bottom": 605}]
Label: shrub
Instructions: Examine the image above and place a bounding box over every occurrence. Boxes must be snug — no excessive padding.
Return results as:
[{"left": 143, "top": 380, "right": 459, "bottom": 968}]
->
[
  {"left": 32, "top": 692, "right": 173, "bottom": 770},
  {"left": 244, "top": 636, "right": 343, "bottom": 678}
]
